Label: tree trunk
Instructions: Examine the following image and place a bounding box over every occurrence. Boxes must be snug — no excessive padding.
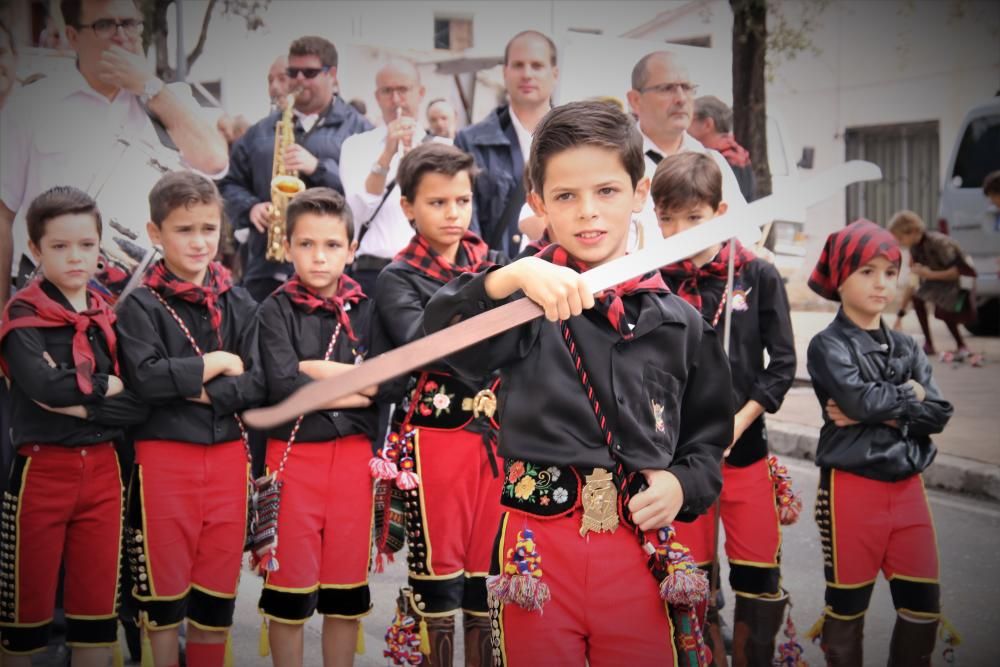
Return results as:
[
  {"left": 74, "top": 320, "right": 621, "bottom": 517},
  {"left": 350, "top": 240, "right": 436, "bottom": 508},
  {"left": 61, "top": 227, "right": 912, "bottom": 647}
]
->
[
  {"left": 730, "top": 0, "right": 772, "bottom": 197},
  {"left": 148, "top": 0, "right": 175, "bottom": 81}
]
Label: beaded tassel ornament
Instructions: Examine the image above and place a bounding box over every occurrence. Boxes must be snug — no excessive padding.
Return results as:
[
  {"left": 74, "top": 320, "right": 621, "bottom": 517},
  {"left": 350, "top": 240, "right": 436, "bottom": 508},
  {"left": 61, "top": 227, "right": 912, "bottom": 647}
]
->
[
  {"left": 487, "top": 528, "right": 551, "bottom": 612},
  {"left": 768, "top": 455, "right": 803, "bottom": 525}
]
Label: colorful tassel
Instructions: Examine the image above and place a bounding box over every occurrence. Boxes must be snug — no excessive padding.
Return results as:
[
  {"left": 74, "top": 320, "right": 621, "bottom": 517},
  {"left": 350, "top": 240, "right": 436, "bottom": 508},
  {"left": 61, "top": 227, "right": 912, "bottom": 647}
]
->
[
  {"left": 940, "top": 615, "right": 962, "bottom": 664},
  {"left": 113, "top": 630, "right": 124, "bottom": 667},
  {"left": 769, "top": 455, "right": 803, "bottom": 525},
  {"left": 383, "top": 600, "right": 424, "bottom": 666},
  {"left": 487, "top": 528, "right": 551, "bottom": 612},
  {"left": 396, "top": 469, "right": 420, "bottom": 490},
  {"left": 775, "top": 602, "right": 809, "bottom": 667},
  {"left": 259, "top": 616, "right": 270, "bottom": 657},
  {"left": 369, "top": 455, "right": 399, "bottom": 480},
  {"left": 647, "top": 527, "right": 710, "bottom": 606},
  {"left": 419, "top": 617, "right": 430, "bottom": 656},
  {"left": 356, "top": 620, "right": 366, "bottom": 656}
]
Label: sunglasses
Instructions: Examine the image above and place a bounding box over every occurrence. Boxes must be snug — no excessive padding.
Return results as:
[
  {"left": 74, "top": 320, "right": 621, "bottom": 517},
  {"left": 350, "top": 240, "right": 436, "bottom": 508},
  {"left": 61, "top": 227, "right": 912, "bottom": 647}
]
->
[{"left": 286, "top": 66, "right": 331, "bottom": 80}]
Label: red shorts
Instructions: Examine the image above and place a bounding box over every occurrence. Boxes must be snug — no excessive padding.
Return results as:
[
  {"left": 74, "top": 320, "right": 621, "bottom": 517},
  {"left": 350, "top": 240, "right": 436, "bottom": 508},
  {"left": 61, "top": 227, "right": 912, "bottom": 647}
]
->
[
  {"left": 0, "top": 443, "right": 123, "bottom": 655},
  {"left": 407, "top": 426, "right": 503, "bottom": 615},
  {"left": 259, "top": 434, "right": 374, "bottom": 623},
  {"left": 127, "top": 439, "right": 248, "bottom": 631},
  {"left": 817, "top": 469, "right": 940, "bottom": 619},
  {"left": 672, "top": 457, "right": 783, "bottom": 596},
  {"left": 490, "top": 511, "right": 676, "bottom": 667}
]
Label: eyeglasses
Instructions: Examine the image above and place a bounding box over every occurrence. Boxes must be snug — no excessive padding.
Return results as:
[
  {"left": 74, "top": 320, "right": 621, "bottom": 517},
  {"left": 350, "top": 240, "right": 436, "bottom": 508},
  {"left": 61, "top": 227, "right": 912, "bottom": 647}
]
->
[
  {"left": 286, "top": 66, "right": 331, "bottom": 79},
  {"left": 376, "top": 85, "right": 415, "bottom": 98},
  {"left": 77, "top": 18, "right": 144, "bottom": 39},
  {"left": 638, "top": 82, "right": 698, "bottom": 97}
]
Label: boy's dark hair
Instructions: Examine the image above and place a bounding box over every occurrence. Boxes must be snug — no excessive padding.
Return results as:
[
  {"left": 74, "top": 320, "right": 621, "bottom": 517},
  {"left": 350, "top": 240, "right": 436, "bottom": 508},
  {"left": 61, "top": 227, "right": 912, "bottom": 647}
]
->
[
  {"left": 984, "top": 170, "right": 1000, "bottom": 197},
  {"left": 148, "top": 171, "right": 224, "bottom": 227},
  {"left": 285, "top": 188, "right": 355, "bottom": 243},
  {"left": 289, "top": 36, "right": 338, "bottom": 69},
  {"left": 26, "top": 186, "right": 102, "bottom": 246},
  {"left": 397, "top": 143, "right": 478, "bottom": 202},
  {"left": 650, "top": 152, "right": 723, "bottom": 213},
  {"left": 504, "top": 30, "right": 557, "bottom": 66},
  {"left": 528, "top": 100, "right": 644, "bottom": 195},
  {"left": 61, "top": 0, "right": 140, "bottom": 27}
]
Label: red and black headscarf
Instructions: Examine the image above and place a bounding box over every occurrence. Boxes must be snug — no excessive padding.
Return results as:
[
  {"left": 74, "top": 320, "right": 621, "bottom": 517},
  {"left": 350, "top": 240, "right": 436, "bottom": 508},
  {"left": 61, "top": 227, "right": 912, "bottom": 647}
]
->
[
  {"left": 396, "top": 231, "right": 495, "bottom": 283},
  {"left": 535, "top": 244, "right": 670, "bottom": 340},
  {"left": 0, "top": 279, "right": 119, "bottom": 395},
  {"left": 143, "top": 260, "right": 232, "bottom": 345},
  {"left": 809, "top": 219, "right": 901, "bottom": 301},
  {"left": 660, "top": 239, "right": 756, "bottom": 312},
  {"left": 280, "top": 274, "right": 366, "bottom": 341}
]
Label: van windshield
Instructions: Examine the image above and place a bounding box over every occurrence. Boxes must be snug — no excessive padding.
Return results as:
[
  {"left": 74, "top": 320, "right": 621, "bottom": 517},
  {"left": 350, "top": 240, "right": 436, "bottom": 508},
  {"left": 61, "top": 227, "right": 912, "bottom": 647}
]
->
[{"left": 952, "top": 112, "right": 1000, "bottom": 189}]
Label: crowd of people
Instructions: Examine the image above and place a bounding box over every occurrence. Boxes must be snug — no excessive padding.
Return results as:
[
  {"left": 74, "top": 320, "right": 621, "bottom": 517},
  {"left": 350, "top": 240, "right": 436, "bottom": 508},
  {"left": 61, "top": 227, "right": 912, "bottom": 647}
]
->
[{"left": 0, "top": 1, "right": 974, "bottom": 667}]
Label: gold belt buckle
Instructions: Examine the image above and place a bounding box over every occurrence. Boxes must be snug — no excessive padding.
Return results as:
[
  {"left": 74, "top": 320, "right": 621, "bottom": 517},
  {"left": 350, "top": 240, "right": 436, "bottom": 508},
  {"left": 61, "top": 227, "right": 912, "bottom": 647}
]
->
[
  {"left": 580, "top": 467, "right": 619, "bottom": 537},
  {"left": 461, "top": 389, "right": 497, "bottom": 419}
]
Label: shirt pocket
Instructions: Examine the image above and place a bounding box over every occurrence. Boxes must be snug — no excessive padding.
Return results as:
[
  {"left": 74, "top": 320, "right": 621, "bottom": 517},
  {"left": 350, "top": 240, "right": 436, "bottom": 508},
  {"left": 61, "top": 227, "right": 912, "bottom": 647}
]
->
[{"left": 642, "top": 363, "right": 681, "bottom": 453}]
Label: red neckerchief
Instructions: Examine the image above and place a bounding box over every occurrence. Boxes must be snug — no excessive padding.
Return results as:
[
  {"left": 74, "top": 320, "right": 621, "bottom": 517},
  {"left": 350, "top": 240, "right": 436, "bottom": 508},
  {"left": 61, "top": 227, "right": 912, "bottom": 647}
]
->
[
  {"left": 535, "top": 244, "right": 670, "bottom": 340},
  {"left": 660, "top": 240, "right": 756, "bottom": 312},
  {"left": 280, "top": 274, "right": 365, "bottom": 341},
  {"left": 702, "top": 134, "right": 752, "bottom": 168},
  {"left": 395, "top": 231, "right": 494, "bottom": 283},
  {"left": 0, "top": 279, "right": 119, "bottom": 395},
  {"left": 523, "top": 230, "right": 552, "bottom": 255},
  {"left": 143, "top": 260, "right": 232, "bottom": 348}
]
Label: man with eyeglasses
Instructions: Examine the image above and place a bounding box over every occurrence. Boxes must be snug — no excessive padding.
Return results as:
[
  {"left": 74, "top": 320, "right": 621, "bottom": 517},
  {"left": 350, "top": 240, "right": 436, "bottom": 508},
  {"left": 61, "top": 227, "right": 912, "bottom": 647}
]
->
[
  {"left": 220, "top": 35, "right": 372, "bottom": 302},
  {"left": 0, "top": 0, "right": 230, "bottom": 309},
  {"left": 455, "top": 30, "right": 559, "bottom": 256},
  {"left": 627, "top": 51, "right": 748, "bottom": 246},
  {"left": 338, "top": 59, "right": 450, "bottom": 297}
]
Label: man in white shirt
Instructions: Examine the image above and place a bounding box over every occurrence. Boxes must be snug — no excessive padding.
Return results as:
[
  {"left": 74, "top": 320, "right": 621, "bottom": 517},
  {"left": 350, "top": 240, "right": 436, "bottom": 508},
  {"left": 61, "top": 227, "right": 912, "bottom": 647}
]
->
[
  {"left": 626, "top": 51, "right": 751, "bottom": 248},
  {"left": 455, "top": 30, "right": 558, "bottom": 256},
  {"left": 0, "top": 0, "right": 230, "bottom": 307},
  {"left": 339, "top": 59, "right": 446, "bottom": 296}
]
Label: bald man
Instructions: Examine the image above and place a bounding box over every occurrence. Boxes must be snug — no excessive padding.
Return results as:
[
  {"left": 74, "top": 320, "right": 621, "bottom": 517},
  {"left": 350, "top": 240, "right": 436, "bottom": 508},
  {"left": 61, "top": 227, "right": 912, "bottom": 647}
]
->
[
  {"left": 426, "top": 98, "right": 458, "bottom": 141},
  {"left": 267, "top": 54, "right": 290, "bottom": 110},
  {"left": 627, "top": 51, "right": 749, "bottom": 247},
  {"left": 339, "top": 59, "right": 449, "bottom": 296}
]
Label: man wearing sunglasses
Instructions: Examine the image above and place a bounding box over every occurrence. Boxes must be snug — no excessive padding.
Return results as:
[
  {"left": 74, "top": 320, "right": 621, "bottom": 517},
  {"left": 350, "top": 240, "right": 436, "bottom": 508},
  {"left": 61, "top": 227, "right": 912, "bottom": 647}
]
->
[
  {"left": 220, "top": 35, "right": 372, "bottom": 302},
  {"left": 0, "top": 0, "right": 230, "bottom": 309},
  {"left": 626, "top": 50, "right": 748, "bottom": 245}
]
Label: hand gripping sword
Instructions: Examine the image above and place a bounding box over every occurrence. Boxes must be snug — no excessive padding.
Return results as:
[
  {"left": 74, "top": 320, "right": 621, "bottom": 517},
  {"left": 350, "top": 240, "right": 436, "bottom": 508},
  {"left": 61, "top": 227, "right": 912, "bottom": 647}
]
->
[{"left": 243, "top": 160, "right": 881, "bottom": 429}]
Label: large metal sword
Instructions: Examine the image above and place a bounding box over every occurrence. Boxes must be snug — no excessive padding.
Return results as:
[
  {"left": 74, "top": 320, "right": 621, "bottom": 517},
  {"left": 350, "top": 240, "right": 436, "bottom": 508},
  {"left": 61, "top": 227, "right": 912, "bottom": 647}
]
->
[{"left": 243, "top": 160, "right": 881, "bottom": 429}]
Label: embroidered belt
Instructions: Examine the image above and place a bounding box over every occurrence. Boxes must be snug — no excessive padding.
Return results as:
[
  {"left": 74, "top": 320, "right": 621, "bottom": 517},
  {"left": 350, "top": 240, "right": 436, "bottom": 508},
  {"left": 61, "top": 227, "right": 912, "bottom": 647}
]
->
[{"left": 404, "top": 372, "right": 499, "bottom": 430}]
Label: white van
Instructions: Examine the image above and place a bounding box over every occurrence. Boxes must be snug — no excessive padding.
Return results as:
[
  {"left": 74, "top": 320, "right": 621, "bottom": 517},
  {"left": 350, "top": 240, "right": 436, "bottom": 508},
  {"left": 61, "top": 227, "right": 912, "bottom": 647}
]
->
[{"left": 938, "top": 96, "right": 1000, "bottom": 335}]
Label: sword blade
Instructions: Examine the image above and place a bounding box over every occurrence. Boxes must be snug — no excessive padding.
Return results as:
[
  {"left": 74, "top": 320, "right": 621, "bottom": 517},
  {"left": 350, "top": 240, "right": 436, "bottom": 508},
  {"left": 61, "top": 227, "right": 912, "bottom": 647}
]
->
[{"left": 243, "top": 160, "right": 881, "bottom": 429}]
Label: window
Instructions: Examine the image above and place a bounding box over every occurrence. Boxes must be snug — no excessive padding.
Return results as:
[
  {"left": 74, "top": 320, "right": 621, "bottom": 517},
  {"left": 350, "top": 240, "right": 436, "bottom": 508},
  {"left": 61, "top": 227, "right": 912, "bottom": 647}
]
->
[
  {"left": 434, "top": 16, "right": 472, "bottom": 50},
  {"left": 952, "top": 113, "right": 1000, "bottom": 189}
]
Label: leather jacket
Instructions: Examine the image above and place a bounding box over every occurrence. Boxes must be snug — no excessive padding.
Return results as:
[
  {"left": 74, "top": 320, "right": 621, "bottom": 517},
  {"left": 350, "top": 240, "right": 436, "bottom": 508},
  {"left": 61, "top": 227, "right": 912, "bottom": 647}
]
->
[{"left": 806, "top": 309, "right": 953, "bottom": 481}]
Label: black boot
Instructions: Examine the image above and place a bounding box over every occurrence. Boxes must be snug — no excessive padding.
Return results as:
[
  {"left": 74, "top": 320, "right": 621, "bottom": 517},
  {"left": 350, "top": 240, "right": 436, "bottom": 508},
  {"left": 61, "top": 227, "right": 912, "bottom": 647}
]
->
[
  {"left": 463, "top": 614, "right": 492, "bottom": 667},
  {"left": 424, "top": 615, "right": 456, "bottom": 667},
  {"left": 731, "top": 594, "right": 788, "bottom": 667},
  {"left": 887, "top": 614, "right": 938, "bottom": 667},
  {"left": 819, "top": 615, "right": 864, "bottom": 667}
]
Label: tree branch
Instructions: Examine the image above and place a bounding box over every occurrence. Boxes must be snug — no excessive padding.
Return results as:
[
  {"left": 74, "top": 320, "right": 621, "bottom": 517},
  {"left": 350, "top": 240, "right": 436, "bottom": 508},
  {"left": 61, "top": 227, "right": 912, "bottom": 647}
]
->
[{"left": 186, "top": 0, "right": 219, "bottom": 72}]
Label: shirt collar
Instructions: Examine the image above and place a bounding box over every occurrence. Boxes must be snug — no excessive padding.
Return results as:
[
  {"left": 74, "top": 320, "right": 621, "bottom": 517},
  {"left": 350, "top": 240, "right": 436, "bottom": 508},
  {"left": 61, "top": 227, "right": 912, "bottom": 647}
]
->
[
  {"left": 63, "top": 64, "right": 132, "bottom": 105},
  {"left": 640, "top": 126, "right": 701, "bottom": 160}
]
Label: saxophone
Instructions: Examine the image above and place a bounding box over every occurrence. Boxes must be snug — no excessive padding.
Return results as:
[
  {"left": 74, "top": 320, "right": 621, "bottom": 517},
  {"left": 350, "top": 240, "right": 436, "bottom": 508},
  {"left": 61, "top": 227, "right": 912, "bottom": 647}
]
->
[{"left": 267, "top": 92, "right": 307, "bottom": 263}]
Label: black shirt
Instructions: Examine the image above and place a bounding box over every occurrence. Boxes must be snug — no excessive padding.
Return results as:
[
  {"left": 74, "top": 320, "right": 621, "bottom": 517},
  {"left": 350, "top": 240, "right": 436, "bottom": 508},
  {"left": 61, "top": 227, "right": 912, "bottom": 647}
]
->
[
  {"left": 115, "top": 284, "right": 264, "bottom": 444},
  {"left": 2, "top": 280, "right": 149, "bottom": 447},
  {"left": 423, "top": 269, "right": 733, "bottom": 521},
  {"left": 256, "top": 291, "right": 377, "bottom": 443},
  {"left": 661, "top": 257, "right": 796, "bottom": 466}
]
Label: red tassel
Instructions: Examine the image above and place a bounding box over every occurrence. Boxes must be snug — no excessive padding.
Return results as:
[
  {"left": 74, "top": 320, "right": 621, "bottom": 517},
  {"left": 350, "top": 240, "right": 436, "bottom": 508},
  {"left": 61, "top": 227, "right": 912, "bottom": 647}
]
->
[
  {"left": 396, "top": 470, "right": 420, "bottom": 490},
  {"left": 369, "top": 456, "right": 398, "bottom": 480}
]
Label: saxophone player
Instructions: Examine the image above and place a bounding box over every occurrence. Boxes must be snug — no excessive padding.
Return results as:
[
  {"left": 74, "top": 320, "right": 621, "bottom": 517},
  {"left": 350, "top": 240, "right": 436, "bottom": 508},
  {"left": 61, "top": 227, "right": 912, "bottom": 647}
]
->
[{"left": 219, "top": 36, "right": 372, "bottom": 302}]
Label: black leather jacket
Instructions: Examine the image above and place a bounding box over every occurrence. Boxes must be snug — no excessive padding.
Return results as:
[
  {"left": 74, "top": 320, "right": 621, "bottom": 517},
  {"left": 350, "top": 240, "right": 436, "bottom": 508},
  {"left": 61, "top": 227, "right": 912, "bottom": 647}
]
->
[{"left": 806, "top": 310, "right": 953, "bottom": 481}]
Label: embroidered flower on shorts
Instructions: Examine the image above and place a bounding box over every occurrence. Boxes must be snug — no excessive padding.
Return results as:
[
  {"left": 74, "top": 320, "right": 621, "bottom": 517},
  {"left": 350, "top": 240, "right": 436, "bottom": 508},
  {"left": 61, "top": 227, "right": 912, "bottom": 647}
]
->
[
  {"left": 552, "top": 487, "right": 569, "bottom": 504},
  {"left": 546, "top": 466, "right": 561, "bottom": 481},
  {"left": 514, "top": 476, "right": 536, "bottom": 500},
  {"left": 432, "top": 392, "right": 451, "bottom": 411},
  {"left": 507, "top": 461, "right": 526, "bottom": 484}
]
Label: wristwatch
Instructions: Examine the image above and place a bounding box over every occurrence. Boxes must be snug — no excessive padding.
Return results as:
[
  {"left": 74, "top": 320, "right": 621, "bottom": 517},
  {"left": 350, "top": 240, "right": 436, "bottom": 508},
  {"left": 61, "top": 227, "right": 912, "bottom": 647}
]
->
[
  {"left": 140, "top": 77, "right": 164, "bottom": 105},
  {"left": 370, "top": 161, "right": 390, "bottom": 177}
]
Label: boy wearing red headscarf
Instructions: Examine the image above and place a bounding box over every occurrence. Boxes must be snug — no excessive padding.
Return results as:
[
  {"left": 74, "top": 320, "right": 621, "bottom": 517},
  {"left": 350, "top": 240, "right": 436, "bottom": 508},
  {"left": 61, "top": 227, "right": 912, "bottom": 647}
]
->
[
  {"left": 0, "top": 187, "right": 148, "bottom": 665},
  {"left": 806, "top": 220, "right": 954, "bottom": 667},
  {"left": 654, "top": 152, "right": 797, "bottom": 667},
  {"left": 115, "top": 172, "right": 265, "bottom": 667},
  {"left": 370, "top": 142, "right": 507, "bottom": 666}
]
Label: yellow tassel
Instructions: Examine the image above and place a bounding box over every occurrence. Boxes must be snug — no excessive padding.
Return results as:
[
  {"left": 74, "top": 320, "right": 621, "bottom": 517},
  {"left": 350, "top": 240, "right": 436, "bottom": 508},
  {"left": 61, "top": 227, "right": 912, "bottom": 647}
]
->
[
  {"left": 224, "top": 631, "right": 235, "bottom": 667},
  {"left": 939, "top": 615, "right": 963, "bottom": 646},
  {"left": 419, "top": 617, "right": 431, "bottom": 656},
  {"left": 804, "top": 612, "right": 825, "bottom": 641},
  {"left": 140, "top": 627, "right": 154, "bottom": 667},
  {"left": 259, "top": 616, "right": 271, "bottom": 657},
  {"left": 355, "top": 620, "right": 365, "bottom": 655},
  {"left": 113, "top": 629, "right": 124, "bottom": 667}
]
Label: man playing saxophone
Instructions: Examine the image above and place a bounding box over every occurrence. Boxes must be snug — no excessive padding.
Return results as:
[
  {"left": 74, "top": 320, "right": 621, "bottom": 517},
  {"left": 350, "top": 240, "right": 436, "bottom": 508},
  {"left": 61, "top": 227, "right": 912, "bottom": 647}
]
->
[{"left": 220, "top": 35, "right": 372, "bottom": 302}]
